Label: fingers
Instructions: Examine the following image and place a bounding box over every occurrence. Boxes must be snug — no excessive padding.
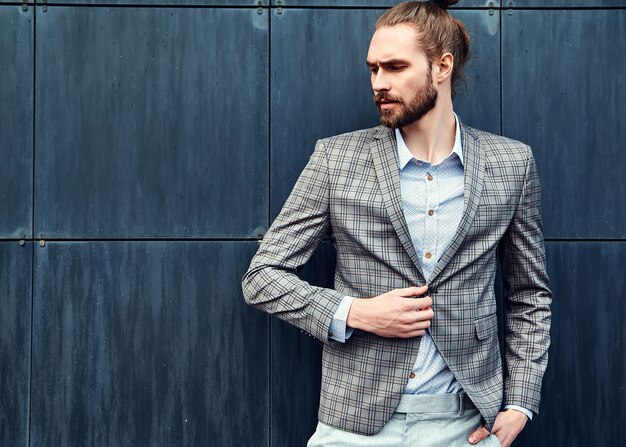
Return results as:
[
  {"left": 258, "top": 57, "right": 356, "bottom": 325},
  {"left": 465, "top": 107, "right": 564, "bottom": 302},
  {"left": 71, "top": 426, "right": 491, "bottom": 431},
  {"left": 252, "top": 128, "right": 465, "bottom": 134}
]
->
[
  {"left": 468, "top": 425, "right": 491, "bottom": 445},
  {"left": 412, "top": 307, "right": 434, "bottom": 323},
  {"left": 397, "top": 296, "right": 432, "bottom": 312},
  {"left": 413, "top": 296, "right": 433, "bottom": 310},
  {"left": 395, "top": 285, "right": 428, "bottom": 297},
  {"left": 398, "top": 309, "right": 433, "bottom": 338},
  {"left": 404, "top": 318, "right": 431, "bottom": 330},
  {"left": 402, "top": 324, "right": 430, "bottom": 337},
  {"left": 397, "top": 306, "right": 433, "bottom": 325},
  {"left": 401, "top": 329, "right": 426, "bottom": 338},
  {"left": 364, "top": 287, "right": 435, "bottom": 338}
]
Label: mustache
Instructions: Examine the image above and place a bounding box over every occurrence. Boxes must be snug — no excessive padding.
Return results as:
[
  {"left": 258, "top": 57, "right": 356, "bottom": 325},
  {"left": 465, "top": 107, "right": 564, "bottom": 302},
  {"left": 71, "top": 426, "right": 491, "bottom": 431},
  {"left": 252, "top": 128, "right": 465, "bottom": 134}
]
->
[{"left": 374, "top": 92, "right": 403, "bottom": 105}]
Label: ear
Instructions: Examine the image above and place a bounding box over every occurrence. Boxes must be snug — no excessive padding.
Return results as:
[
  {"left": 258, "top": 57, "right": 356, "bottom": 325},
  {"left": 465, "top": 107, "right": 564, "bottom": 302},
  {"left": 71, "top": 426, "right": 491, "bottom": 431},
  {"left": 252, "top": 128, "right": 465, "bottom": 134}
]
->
[{"left": 434, "top": 52, "right": 454, "bottom": 84}]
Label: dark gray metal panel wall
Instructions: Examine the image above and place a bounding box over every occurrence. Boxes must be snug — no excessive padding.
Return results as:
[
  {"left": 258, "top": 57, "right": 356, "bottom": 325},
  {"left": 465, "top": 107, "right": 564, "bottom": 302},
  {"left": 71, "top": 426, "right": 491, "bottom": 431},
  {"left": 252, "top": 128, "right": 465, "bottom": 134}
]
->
[
  {"left": 35, "top": 7, "right": 269, "bottom": 238},
  {"left": 271, "top": 8, "right": 500, "bottom": 218},
  {"left": 516, "top": 242, "right": 626, "bottom": 447},
  {"left": 0, "top": 242, "right": 32, "bottom": 447},
  {"left": 45, "top": 0, "right": 260, "bottom": 4},
  {"left": 502, "top": 9, "right": 626, "bottom": 238},
  {"left": 0, "top": 6, "right": 33, "bottom": 238},
  {"left": 1, "top": 1, "right": 623, "bottom": 445},
  {"left": 31, "top": 242, "right": 267, "bottom": 446},
  {"left": 270, "top": 8, "right": 380, "bottom": 217},
  {"left": 449, "top": 9, "right": 500, "bottom": 134},
  {"left": 512, "top": 0, "right": 626, "bottom": 6},
  {"left": 279, "top": 0, "right": 499, "bottom": 7}
]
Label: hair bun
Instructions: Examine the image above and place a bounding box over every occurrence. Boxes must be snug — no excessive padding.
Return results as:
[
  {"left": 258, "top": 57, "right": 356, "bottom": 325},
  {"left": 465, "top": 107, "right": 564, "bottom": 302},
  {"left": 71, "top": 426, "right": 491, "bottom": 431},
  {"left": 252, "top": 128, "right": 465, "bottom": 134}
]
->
[{"left": 431, "top": 0, "right": 460, "bottom": 9}]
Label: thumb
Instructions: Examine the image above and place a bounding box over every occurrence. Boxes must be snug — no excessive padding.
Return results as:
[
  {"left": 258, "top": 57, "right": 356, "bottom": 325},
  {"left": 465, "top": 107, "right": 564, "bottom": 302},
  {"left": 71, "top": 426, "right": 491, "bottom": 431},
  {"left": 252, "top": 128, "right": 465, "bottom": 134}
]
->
[{"left": 468, "top": 425, "right": 491, "bottom": 445}]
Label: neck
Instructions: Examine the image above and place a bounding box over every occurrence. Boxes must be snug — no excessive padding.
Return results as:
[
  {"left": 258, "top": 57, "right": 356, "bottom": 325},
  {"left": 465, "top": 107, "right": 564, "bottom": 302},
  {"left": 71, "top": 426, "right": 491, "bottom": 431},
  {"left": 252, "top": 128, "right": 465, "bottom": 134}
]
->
[{"left": 399, "top": 99, "right": 456, "bottom": 165}]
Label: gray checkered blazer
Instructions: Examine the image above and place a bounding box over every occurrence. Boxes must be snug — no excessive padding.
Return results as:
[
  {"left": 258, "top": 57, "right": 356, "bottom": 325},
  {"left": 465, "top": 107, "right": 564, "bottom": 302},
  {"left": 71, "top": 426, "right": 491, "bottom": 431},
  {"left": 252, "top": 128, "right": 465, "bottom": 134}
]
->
[{"left": 242, "top": 121, "right": 552, "bottom": 436}]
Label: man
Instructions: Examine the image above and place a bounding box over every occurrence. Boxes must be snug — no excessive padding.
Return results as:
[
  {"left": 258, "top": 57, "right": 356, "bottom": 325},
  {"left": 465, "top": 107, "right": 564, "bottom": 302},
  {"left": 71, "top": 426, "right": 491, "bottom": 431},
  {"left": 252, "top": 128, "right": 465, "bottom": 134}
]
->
[{"left": 242, "top": 1, "right": 551, "bottom": 446}]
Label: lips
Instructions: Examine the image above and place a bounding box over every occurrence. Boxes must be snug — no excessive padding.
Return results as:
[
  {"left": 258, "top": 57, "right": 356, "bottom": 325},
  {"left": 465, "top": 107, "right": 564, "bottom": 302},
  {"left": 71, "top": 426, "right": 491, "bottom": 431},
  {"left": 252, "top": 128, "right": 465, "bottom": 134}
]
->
[
  {"left": 374, "top": 94, "right": 402, "bottom": 108},
  {"left": 376, "top": 98, "right": 401, "bottom": 110},
  {"left": 379, "top": 101, "right": 399, "bottom": 109}
]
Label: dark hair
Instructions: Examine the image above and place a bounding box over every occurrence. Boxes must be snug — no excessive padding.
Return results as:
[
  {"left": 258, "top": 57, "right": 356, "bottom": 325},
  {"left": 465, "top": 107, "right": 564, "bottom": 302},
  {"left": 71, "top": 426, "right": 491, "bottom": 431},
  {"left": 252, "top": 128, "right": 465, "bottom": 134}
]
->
[{"left": 375, "top": 1, "right": 470, "bottom": 99}]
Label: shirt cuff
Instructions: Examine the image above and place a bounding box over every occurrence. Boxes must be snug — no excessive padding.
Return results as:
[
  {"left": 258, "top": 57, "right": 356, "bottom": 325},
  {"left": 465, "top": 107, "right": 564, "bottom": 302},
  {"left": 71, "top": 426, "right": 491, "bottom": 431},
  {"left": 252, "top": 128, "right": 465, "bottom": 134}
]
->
[
  {"left": 329, "top": 296, "right": 356, "bottom": 343},
  {"left": 504, "top": 405, "right": 533, "bottom": 421}
]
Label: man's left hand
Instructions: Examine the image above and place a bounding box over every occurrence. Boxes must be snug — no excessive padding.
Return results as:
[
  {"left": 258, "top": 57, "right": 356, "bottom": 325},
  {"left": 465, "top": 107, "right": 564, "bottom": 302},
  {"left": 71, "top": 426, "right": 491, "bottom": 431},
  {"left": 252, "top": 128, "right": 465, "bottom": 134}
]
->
[{"left": 468, "top": 409, "right": 528, "bottom": 447}]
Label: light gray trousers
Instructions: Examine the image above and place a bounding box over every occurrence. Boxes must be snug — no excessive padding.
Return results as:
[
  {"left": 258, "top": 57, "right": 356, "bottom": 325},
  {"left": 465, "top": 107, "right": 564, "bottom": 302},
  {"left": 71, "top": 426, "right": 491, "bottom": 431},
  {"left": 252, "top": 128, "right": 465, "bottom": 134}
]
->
[{"left": 307, "top": 392, "right": 502, "bottom": 447}]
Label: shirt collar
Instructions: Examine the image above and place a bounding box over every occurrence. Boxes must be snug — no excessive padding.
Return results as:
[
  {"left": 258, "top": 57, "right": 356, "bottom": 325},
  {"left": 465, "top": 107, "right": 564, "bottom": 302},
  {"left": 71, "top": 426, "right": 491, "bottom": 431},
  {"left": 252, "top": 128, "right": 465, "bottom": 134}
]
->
[{"left": 396, "top": 112, "right": 464, "bottom": 169}]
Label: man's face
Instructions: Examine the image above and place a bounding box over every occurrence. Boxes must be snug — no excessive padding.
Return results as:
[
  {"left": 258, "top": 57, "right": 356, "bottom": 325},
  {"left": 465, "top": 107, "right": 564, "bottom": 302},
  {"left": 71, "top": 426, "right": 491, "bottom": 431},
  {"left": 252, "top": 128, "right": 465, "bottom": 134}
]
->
[{"left": 367, "top": 24, "right": 438, "bottom": 128}]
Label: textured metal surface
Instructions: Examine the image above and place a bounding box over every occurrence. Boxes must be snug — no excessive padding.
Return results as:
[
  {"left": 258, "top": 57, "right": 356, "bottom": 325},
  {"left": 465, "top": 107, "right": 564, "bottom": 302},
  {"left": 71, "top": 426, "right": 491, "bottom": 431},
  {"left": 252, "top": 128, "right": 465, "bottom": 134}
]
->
[
  {"left": 274, "top": 0, "right": 499, "bottom": 7},
  {"left": 0, "top": 6, "right": 33, "bottom": 238},
  {"left": 511, "top": 0, "right": 626, "bottom": 6},
  {"left": 270, "top": 8, "right": 500, "bottom": 218},
  {"left": 516, "top": 242, "right": 625, "bottom": 446},
  {"left": 270, "top": 8, "right": 378, "bottom": 218},
  {"left": 44, "top": 0, "right": 260, "bottom": 5},
  {"left": 270, "top": 242, "right": 335, "bottom": 446},
  {"left": 0, "top": 1, "right": 622, "bottom": 445},
  {"left": 35, "top": 7, "right": 269, "bottom": 238},
  {"left": 31, "top": 241, "right": 268, "bottom": 446},
  {"left": 0, "top": 242, "right": 32, "bottom": 447},
  {"left": 502, "top": 10, "right": 626, "bottom": 238},
  {"left": 450, "top": 9, "right": 501, "bottom": 134}
]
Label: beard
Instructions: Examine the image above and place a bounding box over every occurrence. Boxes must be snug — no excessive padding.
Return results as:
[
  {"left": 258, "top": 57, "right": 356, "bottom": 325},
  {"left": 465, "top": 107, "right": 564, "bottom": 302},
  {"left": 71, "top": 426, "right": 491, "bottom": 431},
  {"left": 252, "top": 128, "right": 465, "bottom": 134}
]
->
[{"left": 374, "top": 73, "right": 438, "bottom": 129}]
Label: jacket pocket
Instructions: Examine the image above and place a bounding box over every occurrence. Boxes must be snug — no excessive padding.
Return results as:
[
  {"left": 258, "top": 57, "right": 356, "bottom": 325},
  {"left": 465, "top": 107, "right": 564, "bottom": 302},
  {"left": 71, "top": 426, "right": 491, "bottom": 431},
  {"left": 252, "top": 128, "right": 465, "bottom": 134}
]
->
[{"left": 474, "top": 313, "right": 498, "bottom": 340}]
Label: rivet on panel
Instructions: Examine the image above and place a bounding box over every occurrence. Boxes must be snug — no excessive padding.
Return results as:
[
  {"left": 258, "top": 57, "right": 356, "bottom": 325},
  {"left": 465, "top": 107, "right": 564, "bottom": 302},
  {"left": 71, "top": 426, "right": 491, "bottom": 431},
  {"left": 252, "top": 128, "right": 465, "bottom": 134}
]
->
[
  {"left": 21, "top": 0, "right": 28, "bottom": 12},
  {"left": 257, "top": 1, "right": 263, "bottom": 15},
  {"left": 42, "top": 0, "right": 48, "bottom": 13},
  {"left": 39, "top": 239, "right": 46, "bottom": 248},
  {"left": 19, "top": 233, "right": 26, "bottom": 246},
  {"left": 488, "top": 1, "right": 494, "bottom": 16},
  {"left": 277, "top": 0, "right": 283, "bottom": 15},
  {"left": 507, "top": 0, "right": 514, "bottom": 16}
]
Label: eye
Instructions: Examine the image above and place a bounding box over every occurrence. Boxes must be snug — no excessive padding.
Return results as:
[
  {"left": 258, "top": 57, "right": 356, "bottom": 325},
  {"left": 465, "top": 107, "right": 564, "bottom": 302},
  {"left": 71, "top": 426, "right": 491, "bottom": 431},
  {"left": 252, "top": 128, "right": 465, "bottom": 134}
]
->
[
  {"left": 369, "top": 67, "right": 379, "bottom": 74},
  {"left": 389, "top": 65, "right": 405, "bottom": 72}
]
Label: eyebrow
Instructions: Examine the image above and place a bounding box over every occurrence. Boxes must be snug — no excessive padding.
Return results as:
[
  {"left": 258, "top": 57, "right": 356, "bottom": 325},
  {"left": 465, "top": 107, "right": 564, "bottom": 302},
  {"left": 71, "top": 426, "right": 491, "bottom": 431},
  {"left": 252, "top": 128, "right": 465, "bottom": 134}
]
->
[{"left": 366, "top": 59, "right": 410, "bottom": 68}]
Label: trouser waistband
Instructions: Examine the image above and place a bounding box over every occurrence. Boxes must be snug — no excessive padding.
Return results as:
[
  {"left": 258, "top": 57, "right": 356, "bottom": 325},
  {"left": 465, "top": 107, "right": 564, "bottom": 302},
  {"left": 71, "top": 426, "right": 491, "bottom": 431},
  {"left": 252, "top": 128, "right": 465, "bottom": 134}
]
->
[{"left": 395, "top": 392, "right": 476, "bottom": 415}]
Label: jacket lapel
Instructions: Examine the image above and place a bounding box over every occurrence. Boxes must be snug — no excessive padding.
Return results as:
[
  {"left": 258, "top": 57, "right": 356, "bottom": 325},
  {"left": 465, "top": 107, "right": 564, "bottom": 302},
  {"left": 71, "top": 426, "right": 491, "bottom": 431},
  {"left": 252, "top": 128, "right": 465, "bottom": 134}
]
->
[
  {"left": 370, "top": 126, "right": 427, "bottom": 283},
  {"left": 428, "top": 122, "right": 485, "bottom": 285}
]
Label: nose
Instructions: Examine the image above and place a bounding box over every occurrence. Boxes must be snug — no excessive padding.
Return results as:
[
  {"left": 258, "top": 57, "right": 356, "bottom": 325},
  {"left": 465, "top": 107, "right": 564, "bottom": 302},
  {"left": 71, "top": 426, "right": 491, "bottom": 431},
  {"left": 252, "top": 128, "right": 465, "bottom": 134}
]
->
[{"left": 372, "top": 70, "right": 390, "bottom": 93}]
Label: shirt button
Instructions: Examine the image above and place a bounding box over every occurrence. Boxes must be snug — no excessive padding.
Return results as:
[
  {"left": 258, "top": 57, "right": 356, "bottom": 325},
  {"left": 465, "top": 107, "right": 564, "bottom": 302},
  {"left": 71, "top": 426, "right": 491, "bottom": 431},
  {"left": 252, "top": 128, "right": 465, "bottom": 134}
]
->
[
  {"left": 409, "top": 372, "right": 416, "bottom": 379},
  {"left": 425, "top": 252, "right": 432, "bottom": 259},
  {"left": 427, "top": 174, "right": 433, "bottom": 181},
  {"left": 428, "top": 209, "right": 434, "bottom": 216}
]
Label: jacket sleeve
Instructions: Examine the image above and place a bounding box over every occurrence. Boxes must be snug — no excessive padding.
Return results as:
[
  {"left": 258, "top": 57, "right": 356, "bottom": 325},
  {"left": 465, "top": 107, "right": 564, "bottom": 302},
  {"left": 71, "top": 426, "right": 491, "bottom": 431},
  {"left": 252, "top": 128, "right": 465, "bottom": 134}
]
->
[
  {"left": 242, "top": 140, "right": 345, "bottom": 344},
  {"left": 498, "top": 146, "right": 552, "bottom": 415}
]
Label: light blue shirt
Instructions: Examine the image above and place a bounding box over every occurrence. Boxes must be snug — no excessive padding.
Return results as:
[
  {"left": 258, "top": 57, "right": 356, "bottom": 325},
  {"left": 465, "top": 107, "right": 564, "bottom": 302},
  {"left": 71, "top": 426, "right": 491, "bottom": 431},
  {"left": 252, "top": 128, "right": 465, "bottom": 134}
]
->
[
  {"left": 329, "top": 114, "right": 532, "bottom": 420},
  {"left": 396, "top": 116, "right": 465, "bottom": 395}
]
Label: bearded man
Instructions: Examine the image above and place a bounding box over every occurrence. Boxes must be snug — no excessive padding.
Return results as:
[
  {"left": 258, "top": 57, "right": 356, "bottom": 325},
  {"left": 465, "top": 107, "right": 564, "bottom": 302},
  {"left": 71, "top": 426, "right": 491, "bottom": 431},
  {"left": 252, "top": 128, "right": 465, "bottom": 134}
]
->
[{"left": 242, "top": 1, "right": 551, "bottom": 446}]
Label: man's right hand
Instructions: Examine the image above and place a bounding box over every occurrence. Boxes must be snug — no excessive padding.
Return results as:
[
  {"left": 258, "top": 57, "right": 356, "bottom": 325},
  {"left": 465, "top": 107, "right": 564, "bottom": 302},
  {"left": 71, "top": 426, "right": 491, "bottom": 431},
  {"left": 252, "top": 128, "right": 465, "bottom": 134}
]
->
[{"left": 346, "top": 286, "right": 433, "bottom": 338}]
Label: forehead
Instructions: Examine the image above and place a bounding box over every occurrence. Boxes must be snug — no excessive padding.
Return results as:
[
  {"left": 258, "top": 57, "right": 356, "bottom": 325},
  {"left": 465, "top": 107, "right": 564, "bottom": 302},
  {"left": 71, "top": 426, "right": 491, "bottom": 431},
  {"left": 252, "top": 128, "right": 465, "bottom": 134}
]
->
[{"left": 367, "top": 24, "right": 426, "bottom": 63}]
